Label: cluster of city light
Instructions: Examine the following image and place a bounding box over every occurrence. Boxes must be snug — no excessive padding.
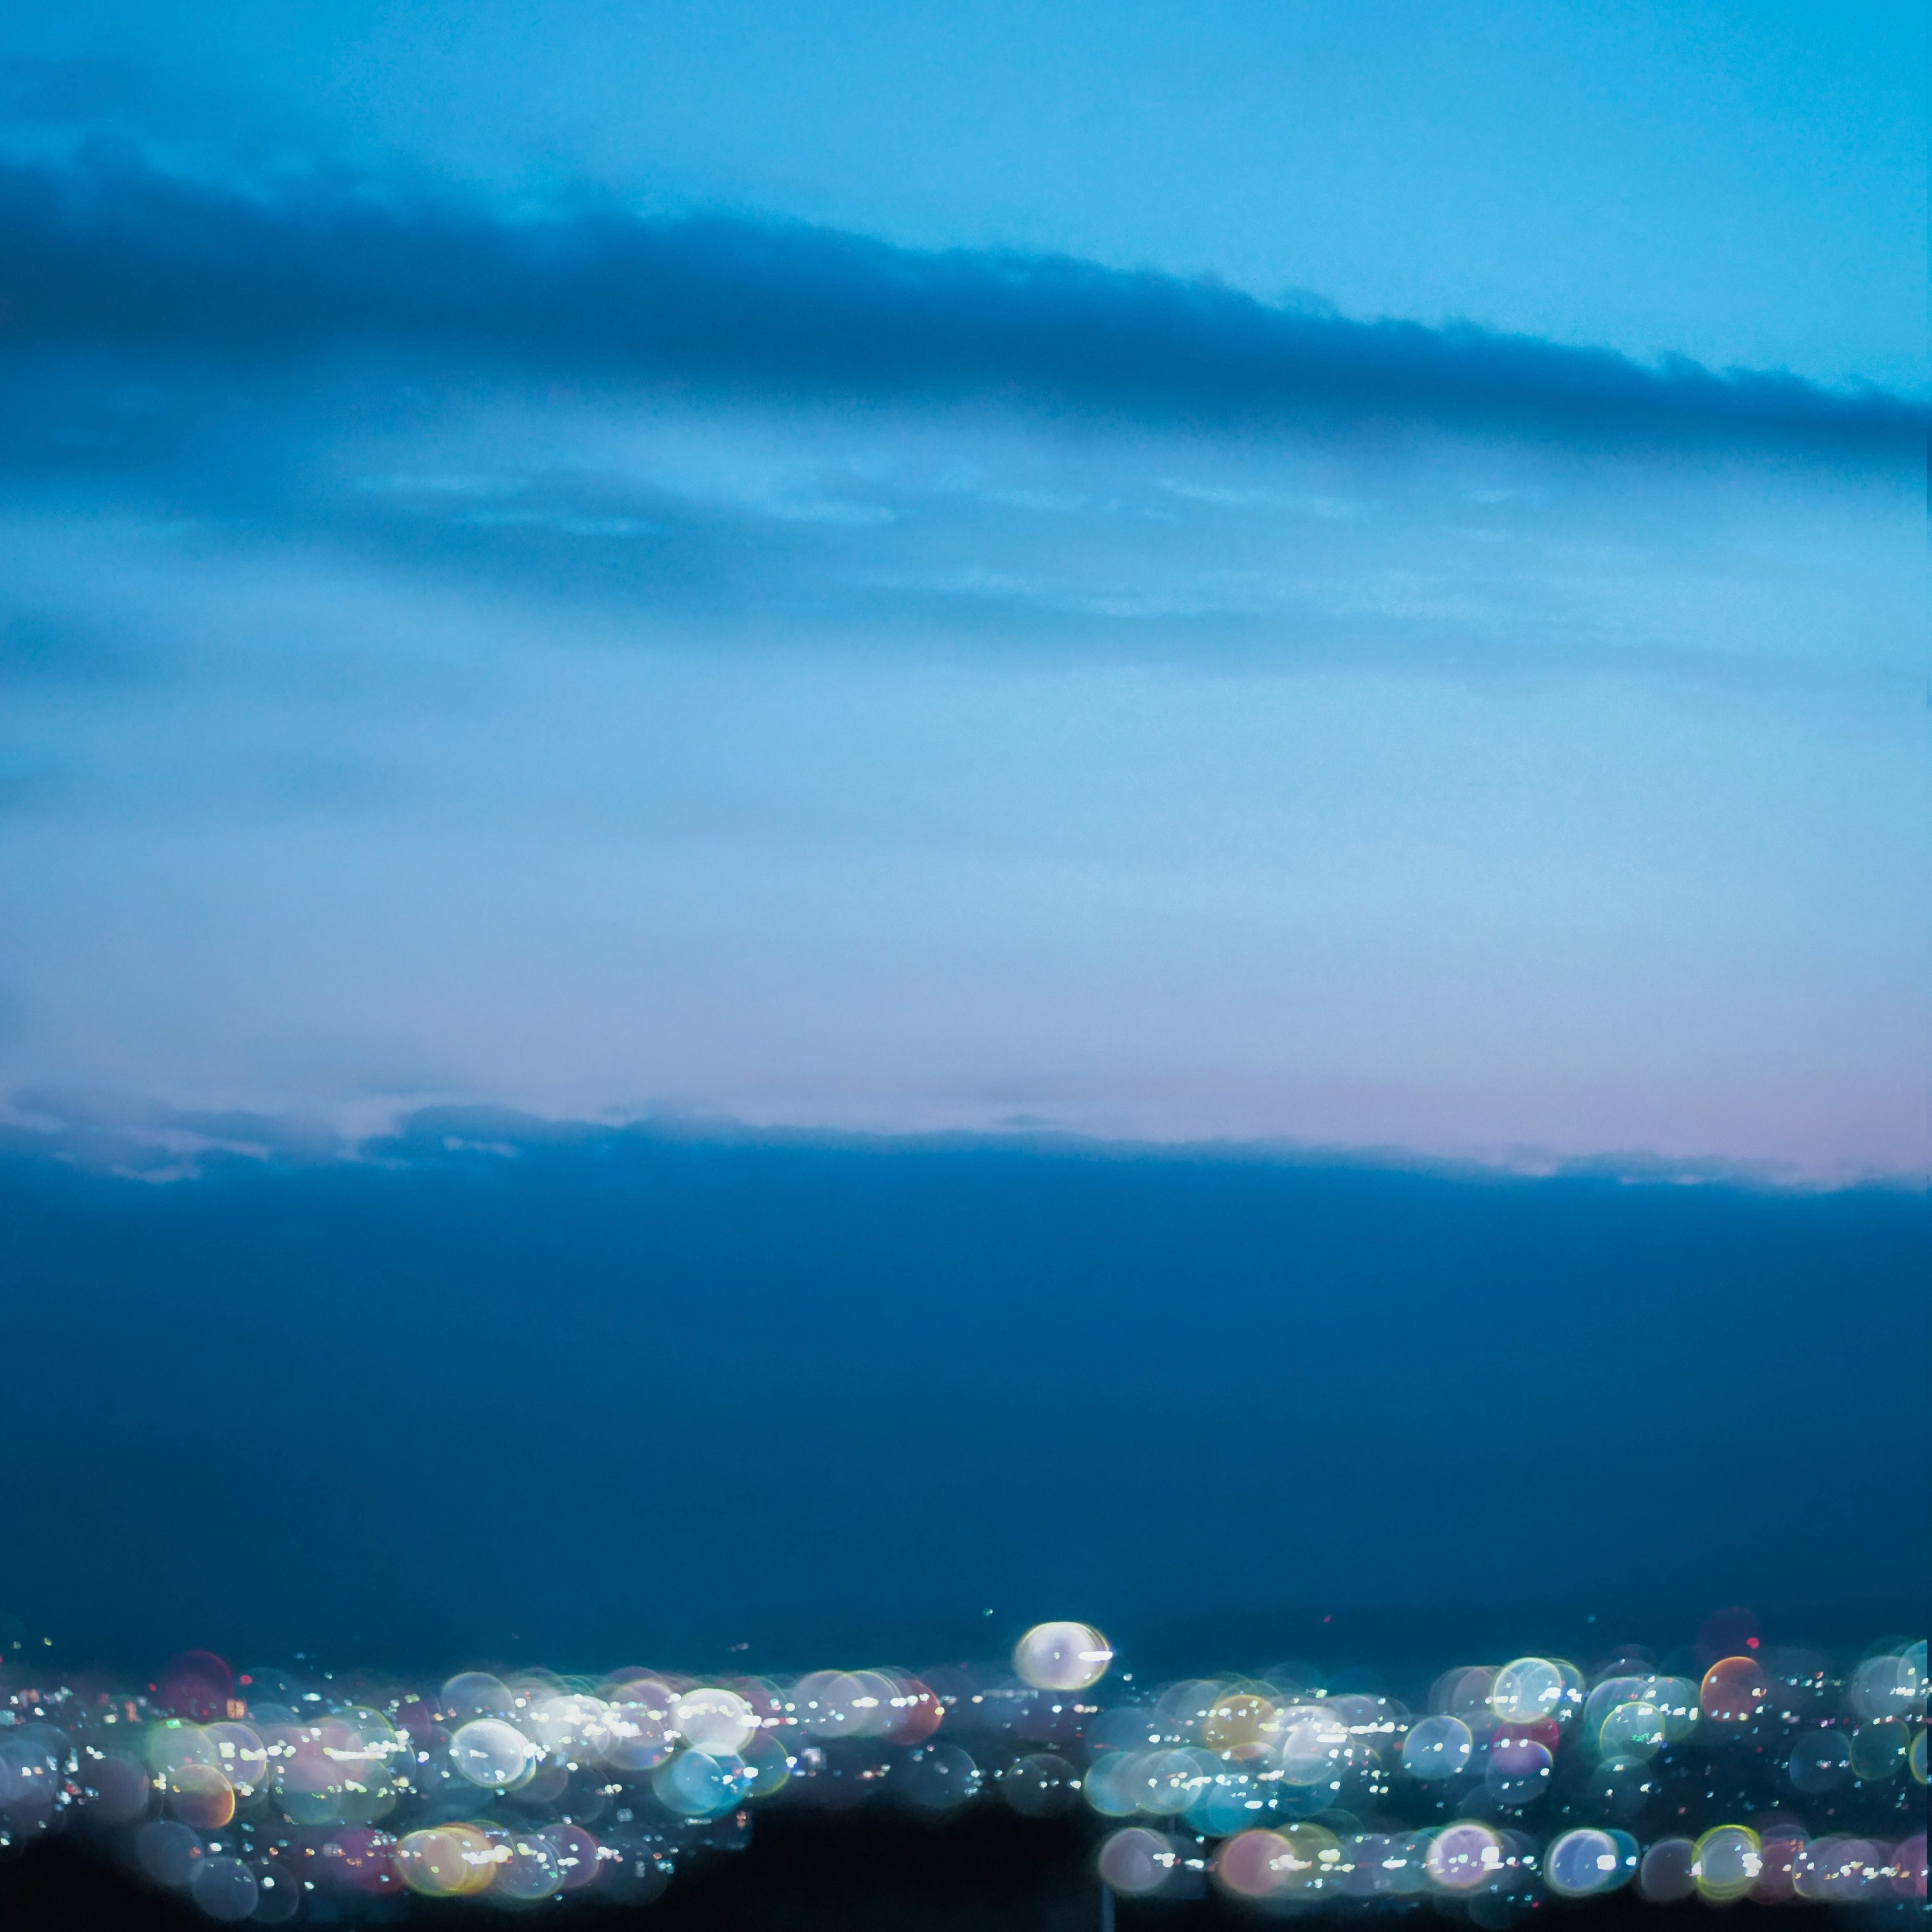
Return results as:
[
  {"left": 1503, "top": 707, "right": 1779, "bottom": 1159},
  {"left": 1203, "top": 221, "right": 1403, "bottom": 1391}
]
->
[
  {"left": 0, "top": 1623, "right": 1921, "bottom": 1918},
  {"left": 1081, "top": 1637, "right": 1924, "bottom": 1912}
]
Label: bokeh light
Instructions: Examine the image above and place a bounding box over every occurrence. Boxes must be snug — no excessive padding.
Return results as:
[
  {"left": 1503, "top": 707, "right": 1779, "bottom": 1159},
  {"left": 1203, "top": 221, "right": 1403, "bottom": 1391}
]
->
[
  {"left": 1400, "top": 1714, "right": 1472, "bottom": 1780},
  {"left": 1692, "top": 1823, "right": 1762, "bottom": 1902},
  {"left": 449, "top": 1717, "right": 532, "bottom": 1790},
  {"left": 1096, "top": 1825, "right": 1176, "bottom": 1896},
  {"left": 1425, "top": 1820, "right": 1502, "bottom": 1892},
  {"left": 1598, "top": 1699, "right": 1666, "bottom": 1758},
  {"left": 1488, "top": 1657, "right": 1566, "bottom": 1726},
  {"left": 0, "top": 1617, "right": 1920, "bottom": 1921},
  {"left": 1638, "top": 1837, "right": 1698, "bottom": 1902},
  {"left": 1546, "top": 1826, "right": 1625, "bottom": 1897},
  {"left": 675, "top": 1685, "right": 757, "bottom": 1755},
  {"left": 1014, "top": 1623, "right": 1113, "bottom": 1693},
  {"left": 1700, "top": 1655, "right": 1769, "bottom": 1726}
]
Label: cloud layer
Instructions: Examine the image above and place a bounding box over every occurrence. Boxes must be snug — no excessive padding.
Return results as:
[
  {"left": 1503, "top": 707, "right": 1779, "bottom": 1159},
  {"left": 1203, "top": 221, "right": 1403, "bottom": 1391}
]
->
[
  {"left": 2, "top": 155, "right": 1922, "bottom": 447},
  {"left": 0, "top": 144, "right": 1921, "bottom": 1175},
  {"left": 1, "top": 1129, "right": 1922, "bottom": 1661}
]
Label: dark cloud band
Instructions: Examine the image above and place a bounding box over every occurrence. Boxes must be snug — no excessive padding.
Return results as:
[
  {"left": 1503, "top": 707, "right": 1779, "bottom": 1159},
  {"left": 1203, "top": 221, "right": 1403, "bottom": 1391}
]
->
[{"left": 1, "top": 157, "right": 1921, "bottom": 448}]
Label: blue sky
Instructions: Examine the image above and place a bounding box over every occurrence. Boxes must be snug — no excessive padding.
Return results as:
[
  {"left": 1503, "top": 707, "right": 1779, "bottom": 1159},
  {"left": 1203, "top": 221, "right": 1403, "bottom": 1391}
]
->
[
  {"left": 0, "top": 2, "right": 1924, "bottom": 1179},
  {"left": 5, "top": 0, "right": 1925, "bottom": 389},
  {"left": 4, "top": 1137, "right": 1923, "bottom": 1661}
]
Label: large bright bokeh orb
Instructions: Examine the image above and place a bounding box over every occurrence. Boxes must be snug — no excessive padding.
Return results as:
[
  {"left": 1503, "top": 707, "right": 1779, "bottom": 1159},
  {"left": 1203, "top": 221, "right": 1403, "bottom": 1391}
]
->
[
  {"left": 1488, "top": 1656, "right": 1564, "bottom": 1725},
  {"left": 675, "top": 1687, "right": 757, "bottom": 1756},
  {"left": 450, "top": 1718, "right": 532, "bottom": 1790},
  {"left": 1014, "top": 1622, "right": 1113, "bottom": 1693}
]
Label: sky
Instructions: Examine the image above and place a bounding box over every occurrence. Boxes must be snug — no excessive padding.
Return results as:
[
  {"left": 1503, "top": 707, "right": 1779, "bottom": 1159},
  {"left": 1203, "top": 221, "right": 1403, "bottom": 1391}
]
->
[
  {"left": 0, "top": 2, "right": 1925, "bottom": 1674},
  {"left": 0, "top": 1, "right": 1925, "bottom": 1179},
  {"left": 3, "top": 1132, "right": 1924, "bottom": 1666}
]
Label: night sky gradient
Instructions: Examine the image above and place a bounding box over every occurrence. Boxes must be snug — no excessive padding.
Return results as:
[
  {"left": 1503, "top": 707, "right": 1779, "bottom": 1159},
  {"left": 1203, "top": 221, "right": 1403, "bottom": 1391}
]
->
[{"left": 0, "top": 3, "right": 1923, "bottom": 1676}]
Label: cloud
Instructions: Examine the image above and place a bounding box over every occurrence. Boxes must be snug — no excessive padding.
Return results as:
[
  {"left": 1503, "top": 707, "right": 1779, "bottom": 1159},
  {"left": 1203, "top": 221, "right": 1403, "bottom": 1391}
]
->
[
  {"left": 0, "top": 1106, "right": 1921, "bottom": 1661},
  {"left": 5, "top": 1085, "right": 343, "bottom": 1172},
  {"left": 0, "top": 152, "right": 1921, "bottom": 451},
  {"left": 0, "top": 1091, "right": 1904, "bottom": 1192},
  {"left": 0, "top": 147, "right": 1918, "bottom": 1186}
]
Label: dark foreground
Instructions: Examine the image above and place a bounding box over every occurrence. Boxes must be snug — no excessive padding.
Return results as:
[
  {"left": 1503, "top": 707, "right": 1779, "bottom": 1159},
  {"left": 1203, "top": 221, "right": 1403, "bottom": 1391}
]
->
[{"left": 0, "top": 1806, "right": 1911, "bottom": 1932}]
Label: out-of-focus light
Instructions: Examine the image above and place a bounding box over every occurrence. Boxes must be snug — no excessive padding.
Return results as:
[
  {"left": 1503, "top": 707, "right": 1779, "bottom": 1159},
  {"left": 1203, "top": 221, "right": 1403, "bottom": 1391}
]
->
[
  {"left": 1014, "top": 1623, "right": 1112, "bottom": 1693},
  {"left": 1082, "top": 1750, "right": 1143, "bottom": 1818},
  {"left": 1203, "top": 1690, "right": 1275, "bottom": 1758},
  {"left": 1794, "top": 1836, "right": 1886, "bottom": 1903},
  {"left": 76, "top": 1754, "right": 150, "bottom": 1823},
  {"left": 1431, "top": 1666, "right": 1494, "bottom": 1716},
  {"left": 1276, "top": 1710, "right": 1348, "bottom": 1788},
  {"left": 1003, "top": 1752, "right": 1079, "bottom": 1817},
  {"left": 1700, "top": 1657, "right": 1769, "bottom": 1725},
  {"left": 548, "top": 1821, "right": 603, "bottom": 1892},
  {"left": 1892, "top": 1831, "right": 1927, "bottom": 1899},
  {"left": 793, "top": 1669, "right": 901, "bottom": 1736},
  {"left": 1400, "top": 1714, "right": 1472, "bottom": 1780},
  {"left": 398, "top": 1826, "right": 484, "bottom": 1898},
  {"left": 12, "top": 1619, "right": 1928, "bottom": 1920},
  {"left": 882, "top": 1675, "right": 945, "bottom": 1745},
  {"left": 1372, "top": 1830, "right": 1435, "bottom": 1896},
  {"left": 1691, "top": 1824, "right": 1762, "bottom": 1902},
  {"left": 490, "top": 1830, "right": 564, "bottom": 1902},
  {"left": 600, "top": 1685, "right": 675, "bottom": 1771},
  {"left": 165, "top": 1760, "right": 235, "bottom": 1829},
  {"left": 899, "top": 1743, "right": 980, "bottom": 1811},
  {"left": 1546, "top": 1826, "right": 1625, "bottom": 1897},
  {"left": 146, "top": 1722, "right": 218, "bottom": 1778},
  {"left": 1187, "top": 1763, "right": 1266, "bottom": 1836},
  {"left": 440, "top": 1673, "right": 510, "bottom": 1723},
  {"left": 741, "top": 1728, "right": 791, "bottom": 1797},
  {"left": 1789, "top": 1728, "right": 1852, "bottom": 1792},
  {"left": 1096, "top": 1826, "right": 1175, "bottom": 1896},
  {"left": 1643, "top": 1675, "right": 1701, "bottom": 1740},
  {"left": 1136, "top": 1747, "right": 1218, "bottom": 1816},
  {"left": 653, "top": 1747, "right": 751, "bottom": 1817},
  {"left": 1488, "top": 1657, "right": 1564, "bottom": 1725},
  {"left": 1424, "top": 1820, "right": 1501, "bottom": 1892},
  {"left": 1598, "top": 1700, "right": 1666, "bottom": 1759},
  {"left": 1750, "top": 1833, "right": 1805, "bottom": 1902},
  {"left": 530, "top": 1692, "right": 610, "bottom": 1757},
  {"left": 1638, "top": 1837, "right": 1698, "bottom": 1902},
  {"left": 675, "top": 1686, "right": 757, "bottom": 1755},
  {"left": 1270, "top": 1822, "right": 1344, "bottom": 1897},
  {"left": 1589, "top": 1752, "right": 1657, "bottom": 1822},
  {"left": 133, "top": 1818, "right": 202, "bottom": 1888},
  {"left": 1483, "top": 1735, "right": 1553, "bottom": 1803},
  {"left": 1850, "top": 1649, "right": 1925, "bottom": 1721},
  {"left": 202, "top": 1720, "right": 268, "bottom": 1796},
  {"left": 1214, "top": 1827, "right": 1291, "bottom": 1899},
  {"left": 449, "top": 1718, "right": 532, "bottom": 1790},
  {"left": 1848, "top": 1719, "right": 1908, "bottom": 1782},
  {"left": 1901, "top": 1641, "right": 1928, "bottom": 1707},
  {"left": 188, "top": 1853, "right": 259, "bottom": 1922},
  {"left": 1582, "top": 1674, "right": 1644, "bottom": 1744}
]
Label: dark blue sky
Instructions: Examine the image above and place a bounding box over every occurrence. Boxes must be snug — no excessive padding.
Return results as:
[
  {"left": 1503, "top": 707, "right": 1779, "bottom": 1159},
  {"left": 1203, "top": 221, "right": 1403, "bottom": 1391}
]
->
[{"left": 1, "top": 1124, "right": 1921, "bottom": 1670}]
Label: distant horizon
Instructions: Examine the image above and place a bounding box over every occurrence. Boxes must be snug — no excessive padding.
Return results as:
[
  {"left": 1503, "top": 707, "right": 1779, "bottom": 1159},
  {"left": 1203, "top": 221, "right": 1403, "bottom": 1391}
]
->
[{"left": 3, "top": 1088, "right": 1922, "bottom": 1191}]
